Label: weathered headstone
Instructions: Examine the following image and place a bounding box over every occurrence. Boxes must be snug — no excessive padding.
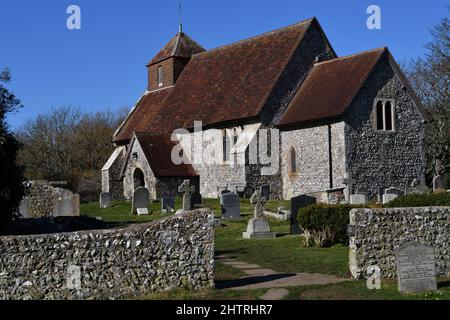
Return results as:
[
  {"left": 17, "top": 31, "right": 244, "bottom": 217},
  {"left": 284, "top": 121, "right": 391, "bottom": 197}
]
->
[
  {"left": 161, "top": 196, "right": 175, "bottom": 212},
  {"left": 131, "top": 187, "right": 149, "bottom": 215},
  {"left": 19, "top": 198, "right": 31, "bottom": 219},
  {"left": 290, "top": 195, "right": 316, "bottom": 234},
  {"left": 383, "top": 193, "right": 399, "bottom": 204},
  {"left": 53, "top": 189, "right": 80, "bottom": 217},
  {"left": 244, "top": 186, "right": 254, "bottom": 198},
  {"left": 385, "top": 187, "right": 403, "bottom": 197},
  {"left": 99, "top": 192, "right": 111, "bottom": 209},
  {"left": 221, "top": 192, "right": 240, "bottom": 219},
  {"left": 243, "top": 190, "right": 275, "bottom": 239},
  {"left": 396, "top": 243, "right": 437, "bottom": 294},
  {"left": 179, "top": 180, "right": 195, "bottom": 211},
  {"left": 191, "top": 192, "right": 203, "bottom": 209},
  {"left": 350, "top": 194, "right": 367, "bottom": 205},
  {"left": 228, "top": 181, "right": 246, "bottom": 193},
  {"left": 433, "top": 175, "right": 446, "bottom": 191}
]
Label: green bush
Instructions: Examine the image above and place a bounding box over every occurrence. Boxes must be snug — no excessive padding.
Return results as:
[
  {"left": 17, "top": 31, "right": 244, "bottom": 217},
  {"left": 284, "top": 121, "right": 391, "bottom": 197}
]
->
[
  {"left": 385, "top": 192, "right": 450, "bottom": 208},
  {"left": 297, "top": 204, "right": 358, "bottom": 246}
]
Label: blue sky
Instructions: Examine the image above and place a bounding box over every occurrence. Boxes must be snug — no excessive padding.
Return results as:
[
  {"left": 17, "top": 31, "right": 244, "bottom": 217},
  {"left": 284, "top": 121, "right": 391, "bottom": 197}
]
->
[{"left": 0, "top": 0, "right": 447, "bottom": 130}]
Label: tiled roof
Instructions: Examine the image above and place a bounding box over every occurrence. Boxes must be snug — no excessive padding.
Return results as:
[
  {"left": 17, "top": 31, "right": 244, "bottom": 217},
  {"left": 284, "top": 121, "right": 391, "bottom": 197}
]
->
[
  {"left": 147, "top": 32, "right": 205, "bottom": 66},
  {"left": 113, "top": 88, "right": 173, "bottom": 144},
  {"left": 135, "top": 132, "right": 198, "bottom": 177},
  {"left": 278, "top": 48, "right": 386, "bottom": 127}
]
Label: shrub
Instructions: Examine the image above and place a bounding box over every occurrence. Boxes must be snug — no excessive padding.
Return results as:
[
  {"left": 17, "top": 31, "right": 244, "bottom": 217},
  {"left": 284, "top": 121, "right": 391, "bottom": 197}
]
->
[
  {"left": 385, "top": 192, "right": 450, "bottom": 208},
  {"left": 297, "top": 204, "right": 358, "bottom": 246}
]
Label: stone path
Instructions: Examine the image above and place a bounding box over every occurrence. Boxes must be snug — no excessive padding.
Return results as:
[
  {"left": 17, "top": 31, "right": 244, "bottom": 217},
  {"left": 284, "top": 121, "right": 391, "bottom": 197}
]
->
[{"left": 216, "top": 255, "right": 348, "bottom": 300}]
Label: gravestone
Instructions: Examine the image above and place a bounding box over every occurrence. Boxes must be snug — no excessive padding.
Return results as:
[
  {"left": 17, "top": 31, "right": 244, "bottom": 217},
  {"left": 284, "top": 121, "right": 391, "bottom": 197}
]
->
[
  {"left": 131, "top": 187, "right": 149, "bottom": 215},
  {"left": 228, "top": 181, "right": 246, "bottom": 193},
  {"left": 396, "top": 243, "right": 437, "bottom": 294},
  {"left": 244, "top": 186, "right": 255, "bottom": 198},
  {"left": 179, "top": 180, "right": 195, "bottom": 211},
  {"left": 433, "top": 175, "right": 446, "bottom": 191},
  {"left": 290, "top": 195, "right": 316, "bottom": 235},
  {"left": 53, "top": 189, "right": 80, "bottom": 217},
  {"left": 19, "top": 198, "right": 31, "bottom": 219},
  {"left": 261, "top": 186, "right": 270, "bottom": 201},
  {"left": 191, "top": 192, "right": 203, "bottom": 209},
  {"left": 350, "top": 194, "right": 367, "bottom": 205},
  {"left": 243, "top": 190, "right": 275, "bottom": 239},
  {"left": 385, "top": 187, "right": 403, "bottom": 197},
  {"left": 99, "top": 192, "right": 111, "bottom": 209},
  {"left": 161, "top": 196, "right": 175, "bottom": 212},
  {"left": 221, "top": 192, "right": 240, "bottom": 219},
  {"left": 383, "top": 193, "right": 398, "bottom": 204}
]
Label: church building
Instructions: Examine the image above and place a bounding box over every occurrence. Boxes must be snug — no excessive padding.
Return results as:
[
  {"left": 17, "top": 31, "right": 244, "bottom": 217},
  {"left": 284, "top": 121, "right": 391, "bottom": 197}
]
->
[{"left": 101, "top": 17, "right": 427, "bottom": 202}]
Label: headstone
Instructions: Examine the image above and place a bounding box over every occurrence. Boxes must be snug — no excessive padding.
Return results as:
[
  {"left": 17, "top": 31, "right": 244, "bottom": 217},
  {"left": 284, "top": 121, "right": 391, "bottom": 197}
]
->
[
  {"left": 243, "top": 190, "right": 275, "bottom": 239},
  {"left": 221, "top": 192, "right": 240, "bottom": 219},
  {"left": 290, "top": 195, "right": 316, "bottom": 234},
  {"left": 383, "top": 193, "right": 399, "bottom": 204},
  {"left": 19, "top": 198, "right": 31, "bottom": 219},
  {"left": 131, "top": 187, "right": 149, "bottom": 215},
  {"left": 53, "top": 189, "right": 80, "bottom": 217},
  {"left": 161, "top": 196, "right": 175, "bottom": 212},
  {"left": 396, "top": 243, "right": 437, "bottom": 294},
  {"left": 433, "top": 175, "right": 446, "bottom": 191},
  {"left": 178, "top": 180, "right": 195, "bottom": 211},
  {"left": 384, "top": 187, "right": 403, "bottom": 197},
  {"left": 191, "top": 192, "right": 203, "bottom": 209},
  {"left": 261, "top": 186, "right": 270, "bottom": 201},
  {"left": 350, "top": 194, "right": 367, "bottom": 205},
  {"left": 244, "top": 186, "right": 254, "bottom": 198},
  {"left": 228, "top": 181, "right": 246, "bottom": 193},
  {"left": 99, "top": 192, "right": 111, "bottom": 209}
]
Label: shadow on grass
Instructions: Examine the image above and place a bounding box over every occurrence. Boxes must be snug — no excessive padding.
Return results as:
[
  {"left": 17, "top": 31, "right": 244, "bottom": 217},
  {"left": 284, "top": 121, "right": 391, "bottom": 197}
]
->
[
  {"left": 438, "top": 280, "right": 450, "bottom": 290},
  {"left": 216, "top": 273, "right": 297, "bottom": 289}
]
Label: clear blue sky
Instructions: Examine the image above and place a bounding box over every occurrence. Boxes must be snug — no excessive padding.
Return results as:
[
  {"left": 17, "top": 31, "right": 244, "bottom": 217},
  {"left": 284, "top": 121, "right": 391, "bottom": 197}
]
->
[{"left": 0, "top": 0, "right": 447, "bottom": 130}]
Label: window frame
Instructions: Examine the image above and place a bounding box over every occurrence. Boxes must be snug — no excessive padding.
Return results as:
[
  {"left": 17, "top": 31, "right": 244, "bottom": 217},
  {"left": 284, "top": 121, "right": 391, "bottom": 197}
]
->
[
  {"left": 157, "top": 66, "right": 164, "bottom": 87},
  {"left": 373, "top": 99, "right": 396, "bottom": 133},
  {"left": 287, "top": 146, "right": 299, "bottom": 176}
]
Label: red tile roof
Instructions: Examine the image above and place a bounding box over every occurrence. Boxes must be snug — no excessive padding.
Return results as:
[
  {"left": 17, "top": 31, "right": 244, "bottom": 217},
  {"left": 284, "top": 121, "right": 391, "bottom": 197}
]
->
[
  {"left": 135, "top": 132, "right": 198, "bottom": 177},
  {"left": 147, "top": 32, "right": 205, "bottom": 66},
  {"left": 277, "top": 48, "right": 386, "bottom": 127},
  {"left": 151, "top": 19, "right": 312, "bottom": 132},
  {"left": 113, "top": 88, "right": 174, "bottom": 144}
]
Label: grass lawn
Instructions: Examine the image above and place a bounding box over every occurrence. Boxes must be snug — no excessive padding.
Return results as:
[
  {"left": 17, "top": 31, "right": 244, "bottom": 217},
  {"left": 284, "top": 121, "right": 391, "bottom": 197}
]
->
[{"left": 80, "top": 198, "right": 450, "bottom": 300}]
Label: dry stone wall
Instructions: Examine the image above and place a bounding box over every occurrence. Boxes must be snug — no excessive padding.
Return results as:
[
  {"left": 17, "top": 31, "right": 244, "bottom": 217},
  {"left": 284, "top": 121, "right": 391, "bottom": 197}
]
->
[
  {"left": 0, "top": 210, "right": 215, "bottom": 300},
  {"left": 349, "top": 207, "right": 450, "bottom": 279}
]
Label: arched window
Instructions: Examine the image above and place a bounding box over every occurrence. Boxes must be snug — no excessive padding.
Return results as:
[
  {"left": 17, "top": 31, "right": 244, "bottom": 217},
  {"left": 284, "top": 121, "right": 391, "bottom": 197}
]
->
[
  {"left": 289, "top": 147, "right": 298, "bottom": 174},
  {"left": 157, "top": 66, "right": 164, "bottom": 87},
  {"left": 223, "top": 130, "right": 231, "bottom": 162},
  {"left": 133, "top": 168, "right": 145, "bottom": 191},
  {"left": 374, "top": 99, "right": 396, "bottom": 132}
]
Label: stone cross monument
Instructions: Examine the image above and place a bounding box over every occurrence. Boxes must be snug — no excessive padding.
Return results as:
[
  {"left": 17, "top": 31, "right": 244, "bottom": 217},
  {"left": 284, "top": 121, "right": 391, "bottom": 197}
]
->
[
  {"left": 243, "top": 189, "right": 275, "bottom": 240},
  {"left": 250, "top": 189, "right": 266, "bottom": 219},
  {"left": 178, "top": 180, "right": 195, "bottom": 211}
]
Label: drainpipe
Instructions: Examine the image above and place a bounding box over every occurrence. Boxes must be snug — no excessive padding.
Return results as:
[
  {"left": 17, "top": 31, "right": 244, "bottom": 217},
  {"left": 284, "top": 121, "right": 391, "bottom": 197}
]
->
[{"left": 328, "top": 124, "right": 333, "bottom": 189}]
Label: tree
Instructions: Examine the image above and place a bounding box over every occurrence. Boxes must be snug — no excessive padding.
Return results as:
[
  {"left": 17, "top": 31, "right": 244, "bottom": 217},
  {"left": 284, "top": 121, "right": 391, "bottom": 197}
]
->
[
  {"left": 403, "top": 10, "right": 450, "bottom": 186},
  {"left": 0, "top": 69, "right": 27, "bottom": 226},
  {"left": 18, "top": 106, "right": 128, "bottom": 201}
]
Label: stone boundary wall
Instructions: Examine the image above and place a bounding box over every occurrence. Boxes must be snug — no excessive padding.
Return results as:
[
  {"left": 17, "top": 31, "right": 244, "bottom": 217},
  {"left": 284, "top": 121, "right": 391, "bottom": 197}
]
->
[
  {"left": 349, "top": 207, "right": 450, "bottom": 279},
  {"left": 0, "top": 210, "right": 215, "bottom": 300}
]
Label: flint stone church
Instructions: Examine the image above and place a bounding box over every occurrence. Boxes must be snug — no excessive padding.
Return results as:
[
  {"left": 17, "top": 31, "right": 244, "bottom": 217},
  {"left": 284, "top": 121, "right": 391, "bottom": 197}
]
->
[{"left": 101, "top": 17, "right": 427, "bottom": 202}]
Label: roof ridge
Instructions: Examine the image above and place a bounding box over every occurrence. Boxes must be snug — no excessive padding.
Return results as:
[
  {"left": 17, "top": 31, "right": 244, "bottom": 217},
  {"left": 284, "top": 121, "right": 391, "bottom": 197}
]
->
[
  {"left": 314, "top": 47, "right": 386, "bottom": 66},
  {"left": 193, "top": 17, "right": 315, "bottom": 57}
]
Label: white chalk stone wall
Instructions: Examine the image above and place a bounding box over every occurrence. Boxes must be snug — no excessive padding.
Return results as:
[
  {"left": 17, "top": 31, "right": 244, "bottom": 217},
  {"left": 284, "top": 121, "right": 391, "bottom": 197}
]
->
[
  {"left": 281, "top": 122, "right": 347, "bottom": 199},
  {"left": 349, "top": 207, "right": 450, "bottom": 279},
  {"left": 0, "top": 210, "right": 215, "bottom": 300}
]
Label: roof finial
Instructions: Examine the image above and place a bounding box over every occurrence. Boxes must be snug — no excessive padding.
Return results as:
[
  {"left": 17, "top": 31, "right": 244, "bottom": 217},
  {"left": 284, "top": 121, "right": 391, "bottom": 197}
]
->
[{"left": 178, "top": 1, "right": 183, "bottom": 33}]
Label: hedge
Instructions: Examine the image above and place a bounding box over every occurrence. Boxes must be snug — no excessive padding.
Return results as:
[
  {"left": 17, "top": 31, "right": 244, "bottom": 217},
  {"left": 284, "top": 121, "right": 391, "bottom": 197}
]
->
[
  {"left": 385, "top": 192, "right": 450, "bottom": 208},
  {"left": 297, "top": 204, "right": 358, "bottom": 245}
]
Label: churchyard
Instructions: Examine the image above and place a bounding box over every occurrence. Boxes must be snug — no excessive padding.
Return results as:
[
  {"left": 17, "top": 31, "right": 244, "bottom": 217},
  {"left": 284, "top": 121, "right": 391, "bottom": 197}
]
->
[{"left": 80, "top": 194, "right": 450, "bottom": 300}]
